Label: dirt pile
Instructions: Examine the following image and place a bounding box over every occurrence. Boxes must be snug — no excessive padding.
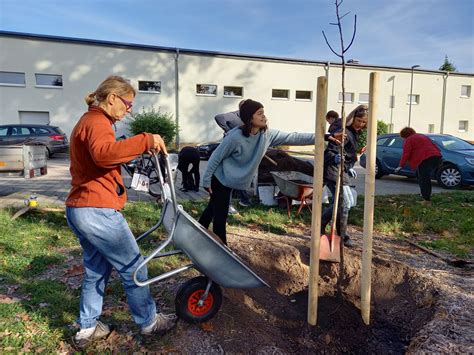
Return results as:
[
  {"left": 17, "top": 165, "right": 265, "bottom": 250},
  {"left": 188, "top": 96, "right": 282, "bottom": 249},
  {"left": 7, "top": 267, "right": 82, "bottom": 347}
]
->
[
  {"left": 172, "top": 226, "right": 472, "bottom": 353},
  {"left": 258, "top": 149, "right": 313, "bottom": 184}
]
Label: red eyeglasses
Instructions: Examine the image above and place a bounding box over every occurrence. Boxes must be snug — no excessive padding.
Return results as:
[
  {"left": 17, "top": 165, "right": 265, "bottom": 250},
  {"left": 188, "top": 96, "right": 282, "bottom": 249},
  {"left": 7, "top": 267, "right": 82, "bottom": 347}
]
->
[{"left": 117, "top": 95, "right": 133, "bottom": 110}]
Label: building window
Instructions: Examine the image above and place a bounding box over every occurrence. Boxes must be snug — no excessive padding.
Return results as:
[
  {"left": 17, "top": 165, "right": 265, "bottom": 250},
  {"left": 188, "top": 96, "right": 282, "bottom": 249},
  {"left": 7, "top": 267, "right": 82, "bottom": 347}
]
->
[
  {"left": 461, "top": 85, "right": 471, "bottom": 98},
  {"left": 458, "top": 120, "right": 469, "bottom": 132},
  {"left": 338, "top": 92, "right": 354, "bottom": 103},
  {"left": 358, "top": 93, "right": 369, "bottom": 103},
  {"left": 295, "top": 90, "right": 312, "bottom": 101},
  {"left": 272, "top": 89, "right": 289, "bottom": 100},
  {"left": 428, "top": 124, "right": 435, "bottom": 133},
  {"left": 138, "top": 81, "right": 161, "bottom": 93},
  {"left": 196, "top": 84, "right": 217, "bottom": 96},
  {"left": 223, "top": 86, "right": 243, "bottom": 98},
  {"left": 0, "top": 71, "right": 26, "bottom": 86},
  {"left": 35, "top": 74, "right": 63, "bottom": 87},
  {"left": 407, "top": 94, "right": 420, "bottom": 105},
  {"left": 389, "top": 95, "right": 395, "bottom": 108}
]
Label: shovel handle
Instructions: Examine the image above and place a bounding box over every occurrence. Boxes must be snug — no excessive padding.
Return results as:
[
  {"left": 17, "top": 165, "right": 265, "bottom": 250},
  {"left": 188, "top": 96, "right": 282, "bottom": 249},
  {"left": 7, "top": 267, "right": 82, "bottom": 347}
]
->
[{"left": 263, "top": 154, "right": 278, "bottom": 166}]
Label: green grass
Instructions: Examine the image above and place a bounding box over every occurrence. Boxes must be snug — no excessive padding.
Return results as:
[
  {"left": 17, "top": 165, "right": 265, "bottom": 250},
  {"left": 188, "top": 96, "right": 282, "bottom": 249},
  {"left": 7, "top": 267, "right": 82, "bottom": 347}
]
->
[
  {"left": 348, "top": 191, "right": 474, "bottom": 258},
  {"left": 0, "top": 203, "right": 184, "bottom": 352},
  {"left": 0, "top": 191, "right": 472, "bottom": 351},
  {"left": 184, "top": 192, "right": 473, "bottom": 258}
]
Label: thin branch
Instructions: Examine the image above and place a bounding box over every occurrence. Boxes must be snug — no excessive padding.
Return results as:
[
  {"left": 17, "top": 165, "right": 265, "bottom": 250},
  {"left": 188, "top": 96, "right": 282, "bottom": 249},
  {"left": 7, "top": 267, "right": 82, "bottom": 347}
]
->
[
  {"left": 329, "top": 22, "right": 338, "bottom": 25},
  {"left": 343, "top": 15, "right": 357, "bottom": 53},
  {"left": 322, "top": 30, "right": 342, "bottom": 58},
  {"left": 339, "top": 11, "right": 351, "bottom": 20}
]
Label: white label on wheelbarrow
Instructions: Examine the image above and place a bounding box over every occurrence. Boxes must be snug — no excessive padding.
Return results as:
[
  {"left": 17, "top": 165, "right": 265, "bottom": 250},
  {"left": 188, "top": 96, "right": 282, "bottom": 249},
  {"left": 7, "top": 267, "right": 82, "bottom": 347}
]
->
[{"left": 131, "top": 172, "right": 150, "bottom": 192}]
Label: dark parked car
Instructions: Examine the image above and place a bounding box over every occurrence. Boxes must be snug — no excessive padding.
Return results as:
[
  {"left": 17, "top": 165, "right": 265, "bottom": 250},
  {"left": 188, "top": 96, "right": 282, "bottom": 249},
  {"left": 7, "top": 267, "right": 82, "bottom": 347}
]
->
[
  {"left": 359, "top": 133, "right": 474, "bottom": 189},
  {"left": 196, "top": 142, "right": 220, "bottom": 160},
  {"left": 0, "top": 124, "right": 69, "bottom": 158}
]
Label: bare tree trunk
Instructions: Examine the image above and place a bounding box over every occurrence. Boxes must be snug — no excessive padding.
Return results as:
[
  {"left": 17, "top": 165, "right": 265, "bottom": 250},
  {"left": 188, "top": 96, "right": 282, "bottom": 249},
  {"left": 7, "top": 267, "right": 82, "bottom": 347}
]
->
[{"left": 322, "top": 0, "right": 357, "bottom": 299}]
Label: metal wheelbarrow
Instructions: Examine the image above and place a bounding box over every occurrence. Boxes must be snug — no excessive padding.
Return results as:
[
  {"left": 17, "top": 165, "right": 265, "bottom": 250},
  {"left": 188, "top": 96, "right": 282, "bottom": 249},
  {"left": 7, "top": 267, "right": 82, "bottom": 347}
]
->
[
  {"left": 270, "top": 171, "right": 313, "bottom": 218},
  {"left": 133, "top": 154, "right": 269, "bottom": 323}
]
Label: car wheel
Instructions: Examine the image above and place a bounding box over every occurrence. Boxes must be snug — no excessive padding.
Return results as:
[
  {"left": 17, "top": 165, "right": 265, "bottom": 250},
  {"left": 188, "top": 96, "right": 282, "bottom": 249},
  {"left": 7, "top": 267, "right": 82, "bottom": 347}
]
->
[
  {"left": 45, "top": 148, "right": 51, "bottom": 159},
  {"left": 437, "top": 165, "right": 462, "bottom": 189},
  {"left": 375, "top": 160, "right": 384, "bottom": 179}
]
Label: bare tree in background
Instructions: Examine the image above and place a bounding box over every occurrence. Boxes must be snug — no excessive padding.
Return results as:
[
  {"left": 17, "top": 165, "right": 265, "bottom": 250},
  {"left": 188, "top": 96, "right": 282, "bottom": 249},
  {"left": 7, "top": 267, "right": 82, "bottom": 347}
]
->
[{"left": 322, "top": 0, "right": 357, "bottom": 298}]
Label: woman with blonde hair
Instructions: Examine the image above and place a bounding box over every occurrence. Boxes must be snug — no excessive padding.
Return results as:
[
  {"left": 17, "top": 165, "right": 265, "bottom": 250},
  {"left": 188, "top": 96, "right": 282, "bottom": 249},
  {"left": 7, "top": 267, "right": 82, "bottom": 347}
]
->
[
  {"left": 321, "top": 104, "right": 368, "bottom": 247},
  {"left": 66, "top": 76, "right": 176, "bottom": 349}
]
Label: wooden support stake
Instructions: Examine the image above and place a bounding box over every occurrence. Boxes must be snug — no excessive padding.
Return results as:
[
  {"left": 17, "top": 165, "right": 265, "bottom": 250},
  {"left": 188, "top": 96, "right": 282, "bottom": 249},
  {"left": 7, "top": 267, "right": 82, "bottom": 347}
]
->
[
  {"left": 308, "top": 76, "right": 327, "bottom": 325},
  {"left": 361, "top": 72, "right": 379, "bottom": 325}
]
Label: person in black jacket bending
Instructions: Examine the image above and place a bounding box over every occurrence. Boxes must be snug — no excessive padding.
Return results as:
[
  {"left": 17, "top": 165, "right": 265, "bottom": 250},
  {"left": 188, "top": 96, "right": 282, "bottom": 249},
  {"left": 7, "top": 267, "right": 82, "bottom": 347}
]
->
[
  {"left": 321, "top": 105, "right": 368, "bottom": 247},
  {"left": 178, "top": 146, "right": 200, "bottom": 192}
]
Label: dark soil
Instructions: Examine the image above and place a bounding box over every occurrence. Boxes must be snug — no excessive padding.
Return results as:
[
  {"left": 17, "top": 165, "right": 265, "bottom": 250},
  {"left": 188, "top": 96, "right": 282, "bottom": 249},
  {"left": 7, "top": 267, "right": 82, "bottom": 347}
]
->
[
  {"left": 174, "top": 228, "right": 436, "bottom": 354},
  {"left": 42, "top": 222, "right": 472, "bottom": 353}
]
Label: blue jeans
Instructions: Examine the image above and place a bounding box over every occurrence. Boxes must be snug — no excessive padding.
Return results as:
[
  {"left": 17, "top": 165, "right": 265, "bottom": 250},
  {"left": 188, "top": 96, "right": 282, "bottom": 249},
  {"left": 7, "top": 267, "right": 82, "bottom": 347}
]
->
[{"left": 66, "top": 207, "right": 156, "bottom": 329}]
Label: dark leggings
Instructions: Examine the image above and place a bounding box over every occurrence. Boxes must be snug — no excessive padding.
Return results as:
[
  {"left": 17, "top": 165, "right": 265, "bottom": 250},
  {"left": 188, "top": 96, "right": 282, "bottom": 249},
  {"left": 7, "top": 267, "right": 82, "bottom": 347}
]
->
[
  {"left": 198, "top": 176, "right": 232, "bottom": 244},
  {"left": 417, "top": 156, "right": 441, "bottom": 201},
  {"left": 321, "top": 181, "right": 350, "bottom": 237}
]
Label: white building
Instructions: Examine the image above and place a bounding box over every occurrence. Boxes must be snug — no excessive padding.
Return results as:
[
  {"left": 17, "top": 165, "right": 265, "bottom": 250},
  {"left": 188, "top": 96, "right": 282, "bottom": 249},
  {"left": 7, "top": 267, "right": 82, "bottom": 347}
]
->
[{"left": 1, "top": 31, "right": 473, "bottom": 144}]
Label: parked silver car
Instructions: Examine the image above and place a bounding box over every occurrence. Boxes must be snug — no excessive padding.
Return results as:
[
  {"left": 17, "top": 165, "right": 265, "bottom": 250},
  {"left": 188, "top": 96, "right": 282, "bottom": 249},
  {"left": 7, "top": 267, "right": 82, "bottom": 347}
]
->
[{"left": 0, "top": 124, "right": 68, "bottom": 158}]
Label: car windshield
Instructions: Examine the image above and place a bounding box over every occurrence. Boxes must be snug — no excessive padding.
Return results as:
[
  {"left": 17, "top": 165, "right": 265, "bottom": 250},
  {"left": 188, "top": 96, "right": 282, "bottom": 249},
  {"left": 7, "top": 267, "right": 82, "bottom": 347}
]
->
[{"left": 431, "top": 136, "right": 474, "bottom": 151}]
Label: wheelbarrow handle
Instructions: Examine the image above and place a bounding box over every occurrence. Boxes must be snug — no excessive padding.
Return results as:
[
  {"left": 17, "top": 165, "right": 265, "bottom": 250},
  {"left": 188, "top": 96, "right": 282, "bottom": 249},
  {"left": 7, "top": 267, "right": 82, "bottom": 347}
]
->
[{"left": 151, "top": 152, "right": 178, "bottom": 214}]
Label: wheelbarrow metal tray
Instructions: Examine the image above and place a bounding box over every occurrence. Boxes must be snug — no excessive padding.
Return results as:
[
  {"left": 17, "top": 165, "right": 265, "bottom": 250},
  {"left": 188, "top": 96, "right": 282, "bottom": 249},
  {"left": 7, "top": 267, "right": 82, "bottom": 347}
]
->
[
  {"left": 270, "top": 171, "right": 313, "bottom": 199},
  {"left": 172, "top": 208, "right": 269, "bottom": 289}
]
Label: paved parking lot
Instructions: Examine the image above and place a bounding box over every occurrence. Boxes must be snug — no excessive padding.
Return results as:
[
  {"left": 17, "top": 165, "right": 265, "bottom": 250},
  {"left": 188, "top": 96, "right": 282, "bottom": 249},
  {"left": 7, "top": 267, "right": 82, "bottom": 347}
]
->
[
  {"left": 0, "top": 154, "right": 207, "bottom": 208},
  {"left": 0, "top": 154, "right": 455, "bottom": 209}
]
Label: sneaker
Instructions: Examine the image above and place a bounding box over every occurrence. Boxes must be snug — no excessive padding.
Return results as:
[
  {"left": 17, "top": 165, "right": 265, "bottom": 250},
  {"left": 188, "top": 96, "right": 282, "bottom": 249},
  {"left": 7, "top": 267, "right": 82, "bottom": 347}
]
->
[
  {"left": 72, "top": 321, "right": 111, "bottom": 350},
  {"left": 228, "top": 205, "right": 239, "bottom": 215},
  {"left": 238, "top": 200, "right": 251, "bottom": 207},
  {"left": 141, "top": 313, "right": 178, "bottom": 336},
  {"left": 343, "top": 235, "right": 355, "bottom": 248}
]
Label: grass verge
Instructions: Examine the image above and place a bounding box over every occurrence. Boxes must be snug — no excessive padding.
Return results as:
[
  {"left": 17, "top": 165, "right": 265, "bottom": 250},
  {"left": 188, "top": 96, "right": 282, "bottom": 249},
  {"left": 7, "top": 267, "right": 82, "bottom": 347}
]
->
[{"left": 0, "top": 190, "right": 472, "bottom": 351}]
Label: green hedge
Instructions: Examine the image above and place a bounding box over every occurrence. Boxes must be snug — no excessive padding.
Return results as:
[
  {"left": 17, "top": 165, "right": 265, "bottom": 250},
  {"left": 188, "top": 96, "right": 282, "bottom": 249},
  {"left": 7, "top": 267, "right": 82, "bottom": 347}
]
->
[
  {"left": 128, "top": 107, "right": 179, "bottom": 146},
  {"left": 358, "top": 120, "right": 389, "bottom": 152}
]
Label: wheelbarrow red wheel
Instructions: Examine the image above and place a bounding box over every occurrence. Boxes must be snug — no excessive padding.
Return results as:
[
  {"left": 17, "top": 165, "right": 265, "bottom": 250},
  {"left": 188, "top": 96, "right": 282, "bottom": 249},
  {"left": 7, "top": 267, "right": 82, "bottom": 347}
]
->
[{"left": 175, "top": 276, "right": 222, "bottom": 323}]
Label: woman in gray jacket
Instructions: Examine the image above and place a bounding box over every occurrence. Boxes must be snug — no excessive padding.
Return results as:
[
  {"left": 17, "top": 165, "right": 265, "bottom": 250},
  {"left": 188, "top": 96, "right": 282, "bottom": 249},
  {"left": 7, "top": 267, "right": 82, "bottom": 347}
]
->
[{"left": 199, "top": 99, "right": 316, "bottom": 244}]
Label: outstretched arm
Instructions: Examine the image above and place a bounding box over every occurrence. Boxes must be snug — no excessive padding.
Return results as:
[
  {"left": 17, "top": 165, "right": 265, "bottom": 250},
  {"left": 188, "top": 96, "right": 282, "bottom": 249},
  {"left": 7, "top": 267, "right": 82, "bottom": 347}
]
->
[{"left": 268, "top": 129, "right": 315, "bottom": 147}]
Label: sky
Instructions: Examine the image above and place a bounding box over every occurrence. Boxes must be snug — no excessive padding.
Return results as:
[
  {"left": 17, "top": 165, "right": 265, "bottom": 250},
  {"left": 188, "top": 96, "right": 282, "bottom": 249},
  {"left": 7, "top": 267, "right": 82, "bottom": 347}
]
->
[{"left": 0, "top": 0, "right": 473, "bottom": 73}]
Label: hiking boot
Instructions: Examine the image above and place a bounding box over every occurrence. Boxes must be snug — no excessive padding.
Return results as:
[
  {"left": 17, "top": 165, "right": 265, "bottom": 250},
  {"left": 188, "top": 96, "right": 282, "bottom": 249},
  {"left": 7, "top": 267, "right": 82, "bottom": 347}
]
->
[
  {"left": 72, "top": 321, "right": 111, "bottom": 350},
  {"left": 228, "top": 205, "right": 239, "bottom": 215},
  {"left": 141, "top": 313, "right": 178, "bottom": 336},
  {"left": 343, "top": 235, "right": 355, "bottom": 248}
]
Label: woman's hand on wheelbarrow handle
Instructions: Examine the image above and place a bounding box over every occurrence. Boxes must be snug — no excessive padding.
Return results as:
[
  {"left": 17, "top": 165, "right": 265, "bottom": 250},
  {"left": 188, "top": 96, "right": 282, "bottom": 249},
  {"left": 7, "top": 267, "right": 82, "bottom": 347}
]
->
[{"left": 149, "top": 134, "right": 168, "bottom": 154}]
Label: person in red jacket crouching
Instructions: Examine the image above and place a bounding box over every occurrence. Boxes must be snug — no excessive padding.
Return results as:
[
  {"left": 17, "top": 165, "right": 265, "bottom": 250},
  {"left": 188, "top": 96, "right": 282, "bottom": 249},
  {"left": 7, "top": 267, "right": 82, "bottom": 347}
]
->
[{"left": 395, "top": 127, "right": 442, "bottom": 203}]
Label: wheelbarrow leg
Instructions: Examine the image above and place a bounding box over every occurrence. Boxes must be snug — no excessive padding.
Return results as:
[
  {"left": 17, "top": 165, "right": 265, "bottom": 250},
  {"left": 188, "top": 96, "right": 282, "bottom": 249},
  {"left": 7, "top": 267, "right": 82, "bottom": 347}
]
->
[
  {"left": 295, "top": 196, "right": 312, "bottom": 217},
  {"left": 296, "top": 200, "right": 305, "bottom": 217},
  {"left": 197, "top": 278, "right": 213, "bottom": 307}
]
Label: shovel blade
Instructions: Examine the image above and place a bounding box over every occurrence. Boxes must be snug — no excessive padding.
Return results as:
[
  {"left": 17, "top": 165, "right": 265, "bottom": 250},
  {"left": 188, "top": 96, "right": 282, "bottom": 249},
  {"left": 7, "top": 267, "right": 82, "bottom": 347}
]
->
[{"left": 320, "top": 233, "right": 341, "bottom": 263}]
